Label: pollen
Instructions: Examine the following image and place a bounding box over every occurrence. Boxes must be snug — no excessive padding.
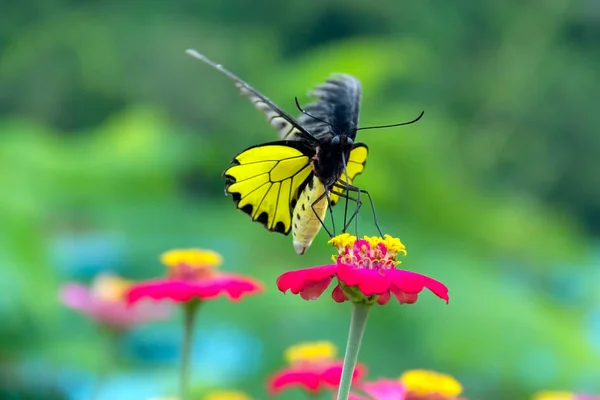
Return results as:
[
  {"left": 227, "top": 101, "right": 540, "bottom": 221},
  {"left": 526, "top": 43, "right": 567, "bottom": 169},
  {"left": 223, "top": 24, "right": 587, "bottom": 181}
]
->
[
  {"left": 91, "top": 273, "right": 133, "bottom": 302},
  {"left": 328, "top": 233, "right": 357, "bottom": 251},
  {"left": 204, "top": 390, "right": 253, "bottom": 400},
  {"left": 383, "top": 234, "right": 407, "bottom": 256},
  {"left": 400, "top": 369, "right": 462, "bottom": 397},
  {"left": 330, "top": 233, "right": 406, "bottom": 269},
  {"left": 284, "top": 341, "right": 337, "bottom": 364},
  {"left": 161, "top": 248, "right": 223, "bottom": 270}
]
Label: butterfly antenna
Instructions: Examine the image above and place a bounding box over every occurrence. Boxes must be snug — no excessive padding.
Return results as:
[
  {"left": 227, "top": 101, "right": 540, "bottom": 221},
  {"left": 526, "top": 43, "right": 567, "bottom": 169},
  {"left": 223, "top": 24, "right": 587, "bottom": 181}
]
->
[
  {"left": 294, "top": 97, "right": 341, "bottom": 135},
  {"left": 354, "top": 110, "right": 425, "bottom": 133}
]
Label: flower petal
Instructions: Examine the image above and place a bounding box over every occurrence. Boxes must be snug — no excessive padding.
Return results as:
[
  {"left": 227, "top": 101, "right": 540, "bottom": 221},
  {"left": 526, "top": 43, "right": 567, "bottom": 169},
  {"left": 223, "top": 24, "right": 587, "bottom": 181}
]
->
[
  {"left": 331, "top": 285, "right": 348, "bottom": 303},
  {"left": 210, "top": 274, "right": 265, "bottom": 301},
  {"left": 390, "top": 287, "right": 419, "bottom": 304},
  {"left": 60, "top": 283, "right": 170, "bottom": 328},
  {"left": 386, "top": 269, "right": 449, "bottom": 303},
  {"left": 336, "top": 263, "right": 391, "bottom": 296},
  {"left": 350, "top": 379, "right": 407, "bottom": 400},
  {"left": 376, "top": 291, "right": 391, "bottom": 305},
  {"left": 277, "top": 265, "right": 337, "bottom": 300},
  {"left": 268, "top": 367, "right": 322, "bottom": 394},
  {"left": 322, "top": 361, "right": 367, "bottom": 388},
  {"left": 126, "top": 275, "right": 263, "bottom": 304}
]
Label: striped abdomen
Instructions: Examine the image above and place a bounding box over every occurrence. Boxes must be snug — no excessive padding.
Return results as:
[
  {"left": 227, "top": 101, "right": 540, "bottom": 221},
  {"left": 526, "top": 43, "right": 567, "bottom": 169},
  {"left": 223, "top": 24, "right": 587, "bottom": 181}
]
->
[{"left": 292, "top": 176, "right": 329, "bottom": 255}]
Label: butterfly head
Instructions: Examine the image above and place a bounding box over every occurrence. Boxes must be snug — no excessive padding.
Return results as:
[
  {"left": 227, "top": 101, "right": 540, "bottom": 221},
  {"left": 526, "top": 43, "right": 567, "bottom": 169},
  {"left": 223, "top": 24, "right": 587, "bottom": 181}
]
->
[{"left": 330, "top": 134, "right": 354, "bottom": 150}]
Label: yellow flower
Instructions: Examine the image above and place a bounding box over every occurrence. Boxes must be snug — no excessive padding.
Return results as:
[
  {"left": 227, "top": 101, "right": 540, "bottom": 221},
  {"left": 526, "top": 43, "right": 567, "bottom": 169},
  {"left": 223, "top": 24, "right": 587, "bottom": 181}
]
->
[
  {"left": 161, "top": 248, "right": 223, "bottom": 270},
  {"left": 400, "top": 369, "right": 462, "bottom": 398},
  {"left": 284, "top": 341, "right": 337, "bottom": 364},
  {"left": 329, "top": 234, "right": 406, "bottom": 267},
  {"left": 328, "top": 233, "right": 357, "bottom": 252},
  {"left": 382, "top": 234, "right": 407, "bottom": 256},
  {"left": 91, "top": 273, "right": 132, "bottom": 302},
  {"left": 204, "top": 390, "right": 252, "bottom": 400},
  {"left": 532, "top": 391, "right": 575, "bottom": 400}
]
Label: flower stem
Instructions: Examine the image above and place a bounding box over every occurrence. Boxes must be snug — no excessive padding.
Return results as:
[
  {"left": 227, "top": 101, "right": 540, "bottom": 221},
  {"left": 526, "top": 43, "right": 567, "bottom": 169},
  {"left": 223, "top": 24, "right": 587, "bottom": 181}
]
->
[
  {"left": 336, "top": 302, "right": 371, "bottom": 400},
  {"left": 91, "top": 328, "right": 121, "bottom": 400},
  {"left": 180, "top": 300, "right": 200, "bottom": 400}
]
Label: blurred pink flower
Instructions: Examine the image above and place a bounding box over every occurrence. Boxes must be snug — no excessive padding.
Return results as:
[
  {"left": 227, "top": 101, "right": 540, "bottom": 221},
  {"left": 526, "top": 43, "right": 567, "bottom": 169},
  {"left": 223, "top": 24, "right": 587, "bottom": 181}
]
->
[
  {"left": 126, "top": 249, "right": 263, "bottom": 305},
  {"left": 348, "top": 379, "right": 407, "bottom": 400},
  {"left": 60, "top": 273, "right": 171, "bottom": 329},
  {"left": 268, "top": 341, "right": 366, "bottom": 395},
  {"left": 348, "top": 370, "right": 466, "bottom": 400}
]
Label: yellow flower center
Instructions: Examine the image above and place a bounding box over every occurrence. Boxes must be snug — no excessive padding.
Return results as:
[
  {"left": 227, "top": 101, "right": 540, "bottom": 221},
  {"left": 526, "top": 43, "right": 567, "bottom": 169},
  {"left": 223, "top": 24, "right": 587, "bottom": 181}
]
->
[
  {"left": 532, "top": 391, "right": 575, "bottom": 400},
  {"left": 328, "top": 234, "right": 406, "bottom": 269},
  {"left": 161, "top": 248, "right": 223, "bottom": 280},
  {"left": 400, "top": 370, "right": 462, "bottom": 398},
  {"left": 204, "top": 390, "right": 252, "bottom": 400},
  {"left": 91, "top": 273, "right": 132, "bottom": 302},
  {"left": 284, "top": 341, "right": 337, "bottom": 364},
  {"left": 329, "top": 233, "right": 357, "bottom": 251}
]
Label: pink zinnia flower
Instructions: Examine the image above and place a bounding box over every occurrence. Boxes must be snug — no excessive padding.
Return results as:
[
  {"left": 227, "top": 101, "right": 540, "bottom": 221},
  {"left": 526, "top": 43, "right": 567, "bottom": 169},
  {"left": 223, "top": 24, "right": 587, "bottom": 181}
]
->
[
  {"left": 348, "top": 379, "right": 407, "bottom": 400},
  {"left": 277, "top": 233, "right": 449, "bottom": 305},
  {"left": 60, "top": 273, "right": 171, "bottom": 330},
  {"left": 126, "top": 249, "right": 264, "bottom": 305},
  {"left": 348, "top": 370, "right": 465, "bottom": 400},
  {"left": 268, "top": 341, "right": 367, "bottom": 395}
]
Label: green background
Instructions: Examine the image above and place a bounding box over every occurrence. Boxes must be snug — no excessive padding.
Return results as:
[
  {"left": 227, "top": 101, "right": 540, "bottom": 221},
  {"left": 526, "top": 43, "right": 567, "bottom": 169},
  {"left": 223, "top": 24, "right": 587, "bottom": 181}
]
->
[{"left": 1, "top": 0, "right": 599, "bottom": 399}]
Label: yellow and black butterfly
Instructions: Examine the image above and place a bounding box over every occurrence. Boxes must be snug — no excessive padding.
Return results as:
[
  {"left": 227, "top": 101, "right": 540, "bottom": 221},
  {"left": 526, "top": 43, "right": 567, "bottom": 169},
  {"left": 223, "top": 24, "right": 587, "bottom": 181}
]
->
[{"left": 186, "top": 49, "right": 423, "bottom": 254}]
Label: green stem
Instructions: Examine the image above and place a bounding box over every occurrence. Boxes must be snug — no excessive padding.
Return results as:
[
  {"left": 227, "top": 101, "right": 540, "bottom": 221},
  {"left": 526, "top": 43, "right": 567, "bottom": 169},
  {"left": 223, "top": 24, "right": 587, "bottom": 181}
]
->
[
  {"left": 336, "top": 302, "right": 371, "bottom": 400},
  {"left": 91, "top": 328, "right": 121, "bottom": 400},
  {"left": 180, "top": 300, "right": 200, "bottom": 400}
]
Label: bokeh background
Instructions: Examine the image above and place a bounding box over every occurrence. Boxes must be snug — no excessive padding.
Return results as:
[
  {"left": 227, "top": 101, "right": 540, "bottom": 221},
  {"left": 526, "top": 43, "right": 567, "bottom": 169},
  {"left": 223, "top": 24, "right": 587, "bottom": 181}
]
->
[{"left": 1, "top": 0, "right": 599, "bottom": 399}]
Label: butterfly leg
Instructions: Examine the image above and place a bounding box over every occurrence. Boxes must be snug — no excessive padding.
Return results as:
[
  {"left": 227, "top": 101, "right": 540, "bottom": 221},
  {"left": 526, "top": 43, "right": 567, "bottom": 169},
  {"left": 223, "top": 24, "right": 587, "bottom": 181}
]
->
[
  {"left": 333, "top": 183, "right": 383, "bottom": 237},
  {"left": 329, "top": 188, "right": 361, "bottom": 234},
  {"left": 326, "top": 191, "right": 337, "bottom": 237},
  {"left": 309, "top": 190, "right": 334, "bottom": 238}
]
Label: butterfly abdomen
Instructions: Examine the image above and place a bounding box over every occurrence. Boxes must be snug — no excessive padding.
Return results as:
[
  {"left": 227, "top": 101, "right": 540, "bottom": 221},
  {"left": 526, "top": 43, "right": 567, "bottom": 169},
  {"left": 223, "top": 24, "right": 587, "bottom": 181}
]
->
[{"left": 292, "top": 176, "right": 329, "bottom": 255}]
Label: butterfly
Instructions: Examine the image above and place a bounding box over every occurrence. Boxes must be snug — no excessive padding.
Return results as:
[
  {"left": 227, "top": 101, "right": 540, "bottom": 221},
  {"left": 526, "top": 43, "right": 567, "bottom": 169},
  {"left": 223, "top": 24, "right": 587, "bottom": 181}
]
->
[{"left": 186, "top": 49, "right": 423, "bottom": 254}]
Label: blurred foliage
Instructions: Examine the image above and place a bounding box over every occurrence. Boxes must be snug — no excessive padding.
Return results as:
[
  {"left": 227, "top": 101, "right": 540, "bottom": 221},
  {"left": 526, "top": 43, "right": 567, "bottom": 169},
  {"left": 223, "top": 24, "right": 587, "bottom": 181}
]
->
[{"left": 1, "top": 0, "right": 599, "bottom": 399}]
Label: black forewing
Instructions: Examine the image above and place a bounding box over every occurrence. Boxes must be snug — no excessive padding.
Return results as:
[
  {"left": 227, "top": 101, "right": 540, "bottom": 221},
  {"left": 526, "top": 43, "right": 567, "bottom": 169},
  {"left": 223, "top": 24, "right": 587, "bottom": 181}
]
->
[
  {"left": 297, "top": 74, "right": 362, "bottom": 140},
  {"left": 186, "top": 50, "right": 317, "bottom": 144}
]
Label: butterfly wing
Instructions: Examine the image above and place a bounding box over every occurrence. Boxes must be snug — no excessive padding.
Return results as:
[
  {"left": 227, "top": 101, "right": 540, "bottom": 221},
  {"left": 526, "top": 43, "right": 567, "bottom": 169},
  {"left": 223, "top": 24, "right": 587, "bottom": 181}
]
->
[
  {"left": 297, "top": 74, "right": 362, "bottom": 140},
  {"left": 186, "top": 50, "right": 314, "bottom": 143},
  {"left": 223, "top": 140, "right": 316, "bottom": 235},
  {"left": 330, "top": 143, "right": 368, "bottom": 205}
]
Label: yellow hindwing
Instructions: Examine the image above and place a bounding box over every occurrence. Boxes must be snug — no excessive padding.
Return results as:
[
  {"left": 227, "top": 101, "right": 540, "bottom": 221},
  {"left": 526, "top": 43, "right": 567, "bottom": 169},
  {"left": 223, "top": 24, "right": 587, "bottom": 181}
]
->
[
  {"left": 330, "top": 144, "right": 368, "bottom": 205},
  {"left": 224, "top": 144, "right": 313, "bottom": 234}
]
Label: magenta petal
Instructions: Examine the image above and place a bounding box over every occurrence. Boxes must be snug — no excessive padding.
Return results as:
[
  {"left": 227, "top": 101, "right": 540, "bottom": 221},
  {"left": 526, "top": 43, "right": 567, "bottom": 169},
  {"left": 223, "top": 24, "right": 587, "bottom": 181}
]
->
[
  {"left": 390, "top": 287, "right": 419, "bottom": 304},
  {"left": 126, "top": 275, "right": 263, "bottom": 305},
  {"left": 336, "top": 263, "right": 391, "bottom": 296},
  {"left": 386, "top": 269, "right": 449, "bottom": 303},
  {"left": 277, "top": 265, "right": 337, "bottom": 300},
  {"left": 355, "top": 379, "right": 407, "bottom": 400},
  {"left": 127, "top": 280, "right": 196, "bottom": 303},
  {"left": 376, "top": 291, "right": 391, "bottom": 305},
  {"left": 321, "top": 362, "right": 367, "bottom": 388},
  {"left": 205, "top": 274, "right": 264, "bottom": 301},
  {"left": 268, "top": 367, "right": 321, "bottom": 394},
  {"left": 331, "top": 285, "right": 348, "bottom": 303}
]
